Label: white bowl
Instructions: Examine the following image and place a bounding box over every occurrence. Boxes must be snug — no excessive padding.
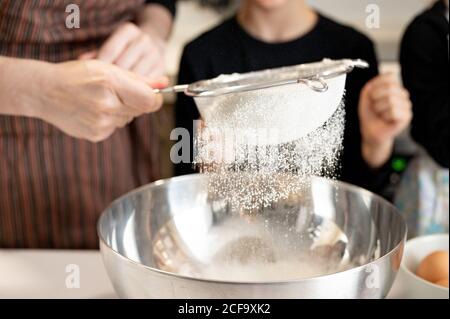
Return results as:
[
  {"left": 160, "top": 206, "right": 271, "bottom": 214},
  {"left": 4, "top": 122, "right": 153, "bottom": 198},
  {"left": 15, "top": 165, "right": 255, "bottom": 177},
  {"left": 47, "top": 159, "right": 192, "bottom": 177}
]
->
[{"left": 398, "top": 234, "right": 449, "bottom": 299}]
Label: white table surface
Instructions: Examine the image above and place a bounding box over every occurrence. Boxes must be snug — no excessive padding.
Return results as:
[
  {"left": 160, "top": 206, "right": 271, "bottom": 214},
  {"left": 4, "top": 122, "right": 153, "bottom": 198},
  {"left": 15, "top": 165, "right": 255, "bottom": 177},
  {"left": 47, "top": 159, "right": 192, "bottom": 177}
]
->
[
  {"left": 0, "top": 249, "right": 406, "bottom": 299},
  {"left": 0, "top": 250, "right": 116, "bottom": 299}
]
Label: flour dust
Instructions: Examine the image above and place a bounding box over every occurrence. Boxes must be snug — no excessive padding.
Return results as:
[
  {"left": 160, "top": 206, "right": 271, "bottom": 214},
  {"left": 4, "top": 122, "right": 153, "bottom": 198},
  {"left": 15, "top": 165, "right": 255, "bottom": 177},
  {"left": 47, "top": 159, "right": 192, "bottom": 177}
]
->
[{"left": 194, "top": 101, "right": 345, "bottom": 211}]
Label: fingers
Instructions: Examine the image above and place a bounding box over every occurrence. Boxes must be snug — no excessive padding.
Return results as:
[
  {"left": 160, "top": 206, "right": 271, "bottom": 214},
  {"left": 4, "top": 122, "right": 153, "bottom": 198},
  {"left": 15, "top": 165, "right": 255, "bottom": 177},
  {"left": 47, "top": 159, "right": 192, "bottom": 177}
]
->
[
  {"left": 115, "top": 34, "right": 152, "bottom": 70},
  {"left": 80, "top": 110, "right": 134, "bottom": 142},
  {"left": 364, "top": 73, "right": 393, "bottom": 95},
  {"left": 149, "top": 76, "right": 170, "bottom": 89},
  {"left": 369, "top": 76, "right": 410, "bottom": 102},
  {"left": 143, "top": 59, "right": 165, "bottom": 79},
  {"left": 114, "top": 32, "right": 164, "bottom": 78},
  {"left": 81, "top": 62, "right": 163, "bottom": 142},
  {"left": 359, "top": 72, "right": 413, "bottom": 146},
  {"left": 89, "top": 126, "right": 116, "bottom": 143},
  {"left": 111, "top": 67, "right": 163, "bottom": 114},
  {"left": 97, "top": 23, "right": 141, "bottom": 63},
  {"left": 366, "top": 73, "right": 412, "bottom": 120},
  {"left": 118, "top": 115, "right": 134, "bottom": 127},
  {"left": 92, "top": 22, "right": 167, "bottom": 81},
  {"left": 79, "top": 50, "right": 98, "bottom": 60},
  {"left": 378, "top": 100, "right": 412, "bottom": 123},
  {"left": 370, "top": 84, "right": 409, "bottom": 101},
  {"left": 367, "top": 73, "right": 409, "bottom": 100},
  {"left": 372, "top": 94, "right": 411, "bottom": 115},
  {"left": 131, "top": 51, "right": 160, "bottom": 77},
  {"left": 49, "top": 59, "right": 163, "bottom": 143}
]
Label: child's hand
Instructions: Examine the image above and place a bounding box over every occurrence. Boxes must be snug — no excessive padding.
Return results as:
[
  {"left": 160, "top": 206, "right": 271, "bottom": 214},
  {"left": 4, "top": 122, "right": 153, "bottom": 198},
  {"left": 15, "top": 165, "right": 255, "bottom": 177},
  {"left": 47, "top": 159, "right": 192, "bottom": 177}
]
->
[{"left": 358, "top": 73, "right": 412, "bottom": 168}]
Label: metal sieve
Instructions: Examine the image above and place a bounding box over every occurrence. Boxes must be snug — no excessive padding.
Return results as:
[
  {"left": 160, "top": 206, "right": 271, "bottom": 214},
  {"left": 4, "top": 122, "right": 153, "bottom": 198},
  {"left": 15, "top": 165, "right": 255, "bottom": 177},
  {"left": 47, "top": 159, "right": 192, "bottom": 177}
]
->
[
  {"left": 153, "top": 58, "right": 368, "bottom": 96},
  {"left": 160, "top": 58, "right": 369, "bottom": 145}
]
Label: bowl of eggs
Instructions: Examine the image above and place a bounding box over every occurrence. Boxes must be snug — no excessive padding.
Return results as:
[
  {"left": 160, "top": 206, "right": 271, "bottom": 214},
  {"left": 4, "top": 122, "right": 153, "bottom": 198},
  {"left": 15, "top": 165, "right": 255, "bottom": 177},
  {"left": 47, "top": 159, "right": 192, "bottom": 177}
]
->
[{"left": 399, "top": 233, "right": 449, "bottom": 299}]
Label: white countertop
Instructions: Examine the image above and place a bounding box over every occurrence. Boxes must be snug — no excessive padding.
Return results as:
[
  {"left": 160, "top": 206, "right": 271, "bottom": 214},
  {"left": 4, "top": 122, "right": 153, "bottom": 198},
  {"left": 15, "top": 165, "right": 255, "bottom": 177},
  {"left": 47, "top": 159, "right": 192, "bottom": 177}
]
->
[
  {"left": 0, "top": 249, "right": 407, "bottom": 299},
  {"left": 0, "top": 250, "right": 116, "bottom": 299}
]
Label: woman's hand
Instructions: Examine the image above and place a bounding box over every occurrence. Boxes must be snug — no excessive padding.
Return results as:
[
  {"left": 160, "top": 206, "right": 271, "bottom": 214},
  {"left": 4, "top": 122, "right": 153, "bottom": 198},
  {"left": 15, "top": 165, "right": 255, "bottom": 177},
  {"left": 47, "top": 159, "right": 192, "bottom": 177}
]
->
[
  {"left": 79, "top": 22, "right": 166, "bottom": 79},
  {"left": 34, "top": 59, "right": 163, "bottom": 142},
  {"left": 359, "top": 73, "right": 412, "bottom": 168}
]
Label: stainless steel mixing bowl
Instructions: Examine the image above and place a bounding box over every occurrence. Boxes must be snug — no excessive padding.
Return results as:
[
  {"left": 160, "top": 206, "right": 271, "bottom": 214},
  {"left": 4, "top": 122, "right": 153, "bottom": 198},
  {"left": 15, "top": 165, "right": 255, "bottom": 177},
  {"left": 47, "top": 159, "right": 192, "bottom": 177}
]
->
[{"left": 98, "top": 174, "right": 406, "bottom": 298}]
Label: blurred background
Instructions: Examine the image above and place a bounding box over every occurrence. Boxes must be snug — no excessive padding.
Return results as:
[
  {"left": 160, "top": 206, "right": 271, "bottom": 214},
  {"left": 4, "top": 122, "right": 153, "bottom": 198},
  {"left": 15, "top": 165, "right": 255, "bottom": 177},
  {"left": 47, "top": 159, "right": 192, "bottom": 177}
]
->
[{"left": 166, "top": 0, "right": 433, "bottom": 73}]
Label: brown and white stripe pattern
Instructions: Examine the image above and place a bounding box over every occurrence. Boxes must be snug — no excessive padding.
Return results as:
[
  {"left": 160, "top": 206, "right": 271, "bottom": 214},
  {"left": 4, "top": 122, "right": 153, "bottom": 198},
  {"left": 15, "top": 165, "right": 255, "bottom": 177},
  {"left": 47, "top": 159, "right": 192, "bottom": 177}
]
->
[{"left": 0, "top": 0, "right": 161, "bottom": 248}]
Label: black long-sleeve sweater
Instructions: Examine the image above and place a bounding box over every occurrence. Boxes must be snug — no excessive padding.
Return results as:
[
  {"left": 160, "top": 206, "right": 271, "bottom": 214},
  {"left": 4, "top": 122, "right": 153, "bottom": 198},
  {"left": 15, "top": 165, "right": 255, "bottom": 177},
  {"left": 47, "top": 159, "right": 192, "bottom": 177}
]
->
[
  {"left": 400, "top": 0, "right": 449, "bottom": 168},
  {"left": 175, "top": 14, "right": 393, "bottom": 194}
]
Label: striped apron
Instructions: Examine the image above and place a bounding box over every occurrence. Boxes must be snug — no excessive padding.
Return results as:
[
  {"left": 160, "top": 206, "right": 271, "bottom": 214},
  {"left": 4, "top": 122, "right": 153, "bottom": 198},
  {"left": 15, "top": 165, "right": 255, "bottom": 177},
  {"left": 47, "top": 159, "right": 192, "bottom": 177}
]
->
[{"left": 0, "top": 0, "right": 161, "bottom": 249}]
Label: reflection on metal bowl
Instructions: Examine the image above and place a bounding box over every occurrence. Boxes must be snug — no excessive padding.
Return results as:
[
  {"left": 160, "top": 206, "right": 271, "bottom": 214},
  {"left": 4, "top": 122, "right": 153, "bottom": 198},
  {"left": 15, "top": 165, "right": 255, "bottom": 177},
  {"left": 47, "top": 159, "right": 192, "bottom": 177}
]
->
[{"left": 98, "top": 174, "right": 406, "bottom": 298}]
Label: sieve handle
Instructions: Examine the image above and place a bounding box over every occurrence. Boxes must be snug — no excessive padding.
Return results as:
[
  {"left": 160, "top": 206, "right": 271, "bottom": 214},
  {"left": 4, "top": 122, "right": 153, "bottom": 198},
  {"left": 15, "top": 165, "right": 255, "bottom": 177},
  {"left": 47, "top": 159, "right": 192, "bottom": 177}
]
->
[
  {"left": 298, "top": 77, "right": 328, "bottom": 92},
  {"left": 153, "top": 84, "right": 189, "bottom": 94},
  {"left": 153, "top": 79, "right": 329, "bottom": 95}
]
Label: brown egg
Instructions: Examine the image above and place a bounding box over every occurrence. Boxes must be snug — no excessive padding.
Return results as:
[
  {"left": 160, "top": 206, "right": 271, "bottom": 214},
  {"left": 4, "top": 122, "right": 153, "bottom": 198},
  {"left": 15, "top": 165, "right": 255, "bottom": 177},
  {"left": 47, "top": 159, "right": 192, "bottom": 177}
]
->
[
  {"left": 435, "top": 278, "right": 449, "bottom": 288},
  {"left": 416, "top": 250, "right": 449, "bottom": 283}
]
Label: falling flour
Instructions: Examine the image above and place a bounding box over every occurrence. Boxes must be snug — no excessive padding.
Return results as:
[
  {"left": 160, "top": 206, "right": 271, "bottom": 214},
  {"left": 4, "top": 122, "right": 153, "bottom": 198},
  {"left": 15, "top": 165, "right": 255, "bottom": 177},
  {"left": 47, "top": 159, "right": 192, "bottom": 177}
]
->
[{"left": 194, "top": 96, "right": 346, "bottom": 211}]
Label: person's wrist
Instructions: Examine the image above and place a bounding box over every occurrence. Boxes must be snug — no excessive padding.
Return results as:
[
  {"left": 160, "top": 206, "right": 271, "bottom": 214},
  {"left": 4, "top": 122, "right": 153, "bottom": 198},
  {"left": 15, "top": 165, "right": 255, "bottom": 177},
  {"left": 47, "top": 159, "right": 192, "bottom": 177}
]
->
[
  {"left": 361, "top": 138, "right": 393, "bottom": 169},
  {"left": 25, "top": 61, "right": 58, "bottom": 120}
]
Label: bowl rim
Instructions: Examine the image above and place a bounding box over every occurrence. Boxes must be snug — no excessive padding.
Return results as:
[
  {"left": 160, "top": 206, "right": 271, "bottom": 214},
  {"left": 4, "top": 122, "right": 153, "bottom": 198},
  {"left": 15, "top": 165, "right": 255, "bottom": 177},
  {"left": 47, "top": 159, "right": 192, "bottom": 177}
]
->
[
  {"left": 97, "top": 174, "right": 407, "bottom": 285},
  {"left": 401, "top": 233, "right": 449, "bottom": 291}
]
